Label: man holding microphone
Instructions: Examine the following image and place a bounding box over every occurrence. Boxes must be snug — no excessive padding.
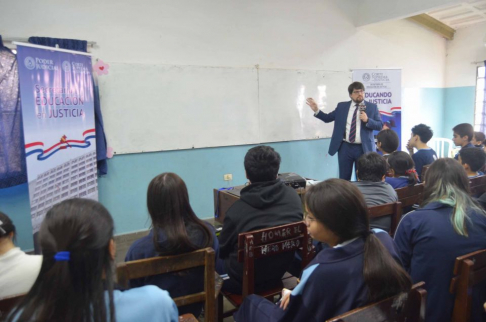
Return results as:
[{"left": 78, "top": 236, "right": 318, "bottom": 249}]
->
[{"left": 307, "top": 82, "right": 383, "bottom": 180}]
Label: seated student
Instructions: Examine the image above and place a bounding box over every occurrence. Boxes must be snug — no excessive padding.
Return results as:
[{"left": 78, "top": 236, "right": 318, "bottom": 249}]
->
[
  {"left": 472, "top": 131, "right": 486, "bottom": 148},
  {"left": 7, "top": 199, "right": 178, "bottom": 322},
  {"left": 0, "top": 212, "right": 42, "bottom": 298},
  {"left": 458, "top": 148, "right": 486, "bottom": 178},
  {"left": 376, "top": 129, "right": 399, "bottom": 158},
  {"left": 394, "top": 158, "right": 486, "bottom": 322},
  {"left": 217, "top": 145, "right": 303, "bottom": 294},
  {"left": 234, "top": 179, "right": 412, "bottom": 322},
  {"left": 125, "top": 173, "right": 218, "bottom": 317},
  {"left": 385, "top": 151, "right": 419, "bottom": 189},
  {"left": 407, "top": 123, "right": 438, "bottom": 179},
  {"left": 353, "top": 152, "right": 398, "bottom": 231},
  {"left": 453, "top": 123, "right": 475, "bottom": 160}
]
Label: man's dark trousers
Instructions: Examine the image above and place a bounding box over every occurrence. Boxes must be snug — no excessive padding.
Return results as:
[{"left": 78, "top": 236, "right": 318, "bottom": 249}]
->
[{"left": 338, "top": 141, "right": 364, "bottom": 180}]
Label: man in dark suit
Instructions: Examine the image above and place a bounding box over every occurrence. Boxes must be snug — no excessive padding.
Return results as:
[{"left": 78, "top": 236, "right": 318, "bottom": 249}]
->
[{"left": 306, "top": 82, "right": 383, "bottom": 180}]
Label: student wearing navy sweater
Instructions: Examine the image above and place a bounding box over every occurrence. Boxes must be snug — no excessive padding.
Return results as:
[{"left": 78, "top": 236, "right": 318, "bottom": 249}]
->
[
  {"left": 453, "top": 123, "right": 476, "bottom": 160},
  {"left": 458, "top": 147, "right": 486, "bottom": 178},
  {"left": 385, "top": 151, "right": 419, "bottom": 189},
  {"left": 394, "top": 158, "right": 486, "bottom": 322},
  {"left": 407, "top": 124, "right": 437, "bottom": 180},
  {"left": 125, "top": 173, "right": 218, "bottom": 317},
  {"left": 472, "top": 131, "right": 486, "bottom": 149},
  {"left": 234, "top": 179, "right": 412, "bottom": 322}
]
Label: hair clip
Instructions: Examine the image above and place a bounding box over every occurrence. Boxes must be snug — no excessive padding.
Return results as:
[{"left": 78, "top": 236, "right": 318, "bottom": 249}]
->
[
  {"left": 54, "top": 251, "right": 70, "bottom": 262},
  {"left": 0, "top": 220, "right": 5, "bottom": 235}
]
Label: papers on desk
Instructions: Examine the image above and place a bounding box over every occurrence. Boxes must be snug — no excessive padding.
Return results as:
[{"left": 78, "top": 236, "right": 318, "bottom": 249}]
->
[{"left": 306, "top": 179, "right": 321, "bottom": 186}]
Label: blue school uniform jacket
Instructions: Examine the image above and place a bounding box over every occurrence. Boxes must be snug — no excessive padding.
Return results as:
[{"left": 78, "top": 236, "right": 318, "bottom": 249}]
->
[
  {"left": 125, "top": 223, "right": 219, "bottom": 317},
  {"left": 385, "top": 177, "right": 410, "bottom": 189},
  {"left": 234, "top": 229, "right": 402, "bottom": 322},
  {"left": 411, "top": 148, "right": 437, "bottom": 179},
  {"left": 394, "top": 202, "right": 486, "bottom": 322}
]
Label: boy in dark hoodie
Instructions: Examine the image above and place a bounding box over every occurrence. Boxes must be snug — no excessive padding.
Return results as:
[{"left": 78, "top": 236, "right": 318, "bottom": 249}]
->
[{"left": 217, "top": 145, "right": 303, "bottom": 294}]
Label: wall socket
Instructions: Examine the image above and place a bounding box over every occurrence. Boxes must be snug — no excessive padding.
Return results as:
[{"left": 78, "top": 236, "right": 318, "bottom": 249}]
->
[{"left": 224, "top": 174, "right": 233, "bottom": 181}]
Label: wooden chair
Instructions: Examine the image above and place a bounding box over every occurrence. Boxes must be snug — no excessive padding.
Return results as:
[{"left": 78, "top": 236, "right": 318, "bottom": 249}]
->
[
  {"left": 217, "top": 221, "right": 315, "bottom": 322},
  {"left": 0, "top": 293, "right": 25, "bottom": 320},
  {"left": 327, "top": 282, "right": 427, "bottom": 322},
  {"left": 396, "top": 184, "right": 424, "bottom": 209},
  {"left": 368, "top": 202, "right": 403, "bottom": 237},
  {"left": 449, "top": 249, "right": 486, "bottom": 322},
  {"left": 117, "top": 247, "right": 216, "bottom": 322},
  {"left": 469, "top": 175, "right": 486, "bottom": 197}
]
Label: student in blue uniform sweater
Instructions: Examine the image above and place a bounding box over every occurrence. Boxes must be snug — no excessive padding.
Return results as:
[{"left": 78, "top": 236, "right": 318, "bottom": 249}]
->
[
  {"left": 407, "top": 123, "right": 437, "bottom": 180},
  {"left": 8, "top": 199, "right": 178, "bottom": 322},
  {"left": 394, "top": 158, "right": 486, "bottom": 322},
  {"left": 234, "top": 179, "right": 412, "bottom": 322},
  {"left": 472, "top": 131, "right": 486, "bottom": 149},
  {"left": 385, "top": 151, "right": 419, "bottom": 189},
  {"left": 125, "top": 172, "right": 218, "bottom": 317},
  {"left": 453, "top": 123, "right": 475, "bottom": 160},
  {"left": 458, "top": 147, "right": 486, "bottom": 178}
]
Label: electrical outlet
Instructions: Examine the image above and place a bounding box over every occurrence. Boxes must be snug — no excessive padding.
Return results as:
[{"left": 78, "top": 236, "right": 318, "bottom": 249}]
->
[{"left": 224, "top": 174, "right": 233, "bottom": 181}]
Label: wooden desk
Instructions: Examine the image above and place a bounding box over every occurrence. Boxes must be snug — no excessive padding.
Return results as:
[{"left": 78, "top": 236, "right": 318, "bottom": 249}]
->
[
  {"left": 213, "top": 184, "right": 305, "bottom": 224},
  {"left": 213, "top": 185, "right": 245, "bottom": 224}
]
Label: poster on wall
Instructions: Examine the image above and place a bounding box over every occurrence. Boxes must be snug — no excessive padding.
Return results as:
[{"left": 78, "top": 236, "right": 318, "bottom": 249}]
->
[
  {"left": 16, "top": 43, "right": 98, "bottom": 248},
  {"left": 352, "top": 69, "right": 402, "bottom": 150}
]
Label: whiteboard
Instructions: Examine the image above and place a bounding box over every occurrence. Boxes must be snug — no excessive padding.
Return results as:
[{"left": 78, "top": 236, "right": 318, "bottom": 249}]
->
[
  {"left": 258, "top": 69, "right": 351, "bottom": 143},
  {"left": 98, "top": 63, "right": 350, "bottom": 154}
]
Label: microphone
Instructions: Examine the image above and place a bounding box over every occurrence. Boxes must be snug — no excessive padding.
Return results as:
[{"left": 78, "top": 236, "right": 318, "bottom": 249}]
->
[{"left": 359, "top": 102, "right": 366, "bottom": 112}]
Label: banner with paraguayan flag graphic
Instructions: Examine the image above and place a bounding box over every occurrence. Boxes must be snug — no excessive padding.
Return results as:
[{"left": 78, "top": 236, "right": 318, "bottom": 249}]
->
[
  {"left": 16, "top": 43, "right": 98, "bottom": 245},
  {"left": 352, "top": 69, "right": 402, "bottom": 151}
]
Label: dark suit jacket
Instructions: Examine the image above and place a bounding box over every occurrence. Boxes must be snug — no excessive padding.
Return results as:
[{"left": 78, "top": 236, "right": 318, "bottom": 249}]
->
[{"left": 314, "top": 100, "right": 383, "bottom": 156}]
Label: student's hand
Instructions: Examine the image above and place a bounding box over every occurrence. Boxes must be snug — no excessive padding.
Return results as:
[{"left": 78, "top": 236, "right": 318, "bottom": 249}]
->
[
  {"left": 406, "top": 141, "right": 413, "bottom": 153},
  {"left": 279, "top": 288, "right": 292, "bottom": 310},
  {"left": 306, "top": 98, "right": 318, "bottom": 113},
  {"left": 359, "top": 111, "right": 368, "bottom": 123}
]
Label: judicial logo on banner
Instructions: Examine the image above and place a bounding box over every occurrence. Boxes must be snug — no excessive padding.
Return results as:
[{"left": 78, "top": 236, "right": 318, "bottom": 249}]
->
[
  {"left": 352, "top": 69, "right": 402, "bottom": 150},
  {"left": 16, "top": 44, "right": 98, "bottom": 241}
]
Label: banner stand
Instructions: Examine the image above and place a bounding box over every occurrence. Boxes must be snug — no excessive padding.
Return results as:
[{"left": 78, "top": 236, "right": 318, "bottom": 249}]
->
[{"left": 16, "top": 43, "right": 98, "bottom": 252}]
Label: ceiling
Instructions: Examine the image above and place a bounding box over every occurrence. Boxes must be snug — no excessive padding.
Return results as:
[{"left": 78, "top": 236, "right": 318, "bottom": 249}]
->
[{"left": 427, "top": 0, "right": 486, "bottom": 29}]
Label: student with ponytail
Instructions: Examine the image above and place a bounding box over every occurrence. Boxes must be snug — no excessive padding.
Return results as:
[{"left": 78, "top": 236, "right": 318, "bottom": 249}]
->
[
  {"left": 125, "top": 172, "right": 218, "bottom": 317},
  {"left": 234, "top": 179, "right": 412, "bottom": 322},
  {"left": 385, "top": 151, "right": 419, "bottom": 189},
  {"left": 8, "top": 199, "right": 178, "bottom": 322},
  {"left": 394, "top": 158, "right": 486, "bottom": 322}
]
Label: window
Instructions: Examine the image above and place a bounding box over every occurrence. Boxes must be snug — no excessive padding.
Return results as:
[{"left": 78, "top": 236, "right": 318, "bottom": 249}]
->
[{"left": 474, "top": 66, "right": 486, "bottom": 131}]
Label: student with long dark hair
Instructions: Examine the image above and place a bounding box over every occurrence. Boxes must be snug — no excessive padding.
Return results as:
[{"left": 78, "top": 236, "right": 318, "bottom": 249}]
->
[
  {"left": 234, "top": 179, "right": 412, "bottom": 322},
  {"left": 8, "top": 199, "right": 178, "bottom": 322},
  {"left": 385, "top": 151, "right": 419, "bottom": 189},
  {"left": 395, "top": 158, "right": 486, "bottom": 322},
  {"left": 125, "top": 172, "right": 218, "bottom": 317},
  {"left": 0, "top": 212, "right": 42, "bottom": 298}
]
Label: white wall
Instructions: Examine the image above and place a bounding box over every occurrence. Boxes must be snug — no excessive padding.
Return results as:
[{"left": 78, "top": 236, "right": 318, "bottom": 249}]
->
[
  {"left": 1, "top": 0, "right": 447, "bottom": 140},
  {"left": 1, "top": 0, "right": 445, "bottom": 82},
  {"left": 445, "top": 21, "right": 486, "bottom": 87}
]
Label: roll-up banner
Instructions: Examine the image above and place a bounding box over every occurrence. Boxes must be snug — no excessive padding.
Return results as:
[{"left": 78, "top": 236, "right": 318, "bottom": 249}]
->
[
  {"left": 16, "top": 43, "right": 98, "bottom": 251},
  {"left": 352, "top": 69, "right": 402, "bottom": 150}
]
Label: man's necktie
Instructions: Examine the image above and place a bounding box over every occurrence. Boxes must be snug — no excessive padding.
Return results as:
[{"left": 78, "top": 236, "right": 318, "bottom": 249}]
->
[{"left": 349, "top": 103, "right": 359, "bottom": 143}]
